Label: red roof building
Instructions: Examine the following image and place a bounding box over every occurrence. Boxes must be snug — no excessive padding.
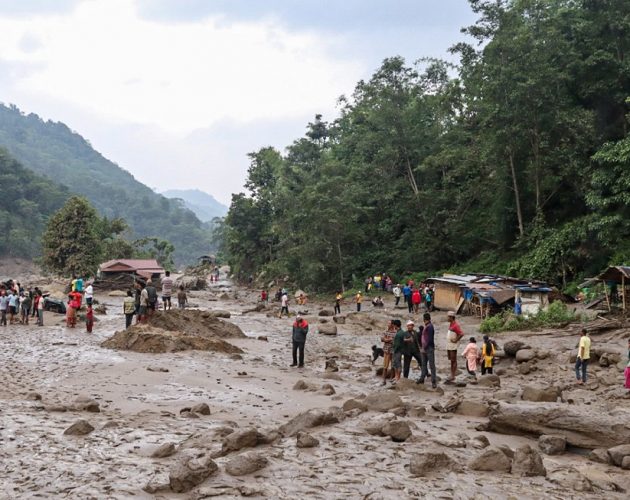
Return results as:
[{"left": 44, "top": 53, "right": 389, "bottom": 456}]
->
[{"left": 98, "top": 259, "right": 164, "bottom": 280}]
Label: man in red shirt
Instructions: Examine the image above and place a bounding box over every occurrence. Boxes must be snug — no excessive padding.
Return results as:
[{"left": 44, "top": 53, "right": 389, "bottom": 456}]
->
[{"left": 446, "top": 311, "right": 464, "bottom": 381}]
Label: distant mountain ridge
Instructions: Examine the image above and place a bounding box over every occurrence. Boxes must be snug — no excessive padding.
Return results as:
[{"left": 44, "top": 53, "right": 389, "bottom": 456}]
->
[
  {"left": 162, "top": 189, "right": 228, "bottom": 222},
  {"left": 0, "top": 103, "right": 215, "bottom": 264}
]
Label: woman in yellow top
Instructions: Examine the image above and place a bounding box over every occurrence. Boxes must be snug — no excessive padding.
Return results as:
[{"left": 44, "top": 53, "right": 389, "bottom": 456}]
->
[
  {"left": 334, "top": 291, "right": 342, "bottom": 315},
  {"left": 355, "top": 292, "right": 363, "bottom": 312},
  {"left": 481, "top": 335, "right": 495, "bottom": 375}
]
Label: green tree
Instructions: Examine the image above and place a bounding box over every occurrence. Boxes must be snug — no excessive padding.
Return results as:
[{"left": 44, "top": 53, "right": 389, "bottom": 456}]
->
[{"left": 41, "top": 196, "right": 103, "bottom": 276}]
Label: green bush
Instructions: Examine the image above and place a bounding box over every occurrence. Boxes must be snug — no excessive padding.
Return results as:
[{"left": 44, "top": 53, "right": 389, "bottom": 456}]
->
[{"left": 480, "top": 301, "right": 582, "bottom": 333}]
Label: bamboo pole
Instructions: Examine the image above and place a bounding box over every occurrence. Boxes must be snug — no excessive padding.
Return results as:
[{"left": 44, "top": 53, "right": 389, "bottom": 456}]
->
[
  {"left": 604, "top": 280, "right": 611, "bottom": 312},
  {"left": 623, "top": 275, "right": 626, "bottom": 313}
]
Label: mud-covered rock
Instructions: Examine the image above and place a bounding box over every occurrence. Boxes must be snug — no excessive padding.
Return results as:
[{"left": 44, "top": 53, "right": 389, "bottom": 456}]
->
[
  {"left": 511, "top": 445, "right": 546, "bottom": 477},
  {"left": 469, "top": 446, "right": 512, "bottom": 472},
  {"left": 538, "top": 435, "right": 566, "bottom": 455},
  {"left": 63, "top": 419, "right": 95, "bottom": 436},
  {"left": 607, "top": 444, "right": 630, "bottom": 467},
  {"left": 381, "top": 420, "right": 412, "bottom": 442},
  {"left": 296, "top": 431, "right": 319, "bottom": 448},
  {"left": 363, "top": 391, "right": 404, "bottom": 412},
  {"left": 521, "top": 385, "right": 559, "bottom": 403},
  {"left": 279, "top": 407, "right": 345, "bottom": 437},
  {"left": 169, "top": 451, "right": 218, "bottom": 492},
  {"left": 409, "top": 451, "right": 456, "bottom": 476},
  {"left": 224, "top": 452, "right": 268, "bottom": 476}
]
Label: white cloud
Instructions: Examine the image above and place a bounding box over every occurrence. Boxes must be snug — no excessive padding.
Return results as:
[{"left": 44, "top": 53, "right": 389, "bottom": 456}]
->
[{"left": 0, "top": 0, "right": 362, "bottom": 135}]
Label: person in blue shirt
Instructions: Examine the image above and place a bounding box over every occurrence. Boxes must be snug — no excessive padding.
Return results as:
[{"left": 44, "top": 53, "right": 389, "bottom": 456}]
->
[{"left": 402, "top": 284, "right": 411, "bottom": 306}]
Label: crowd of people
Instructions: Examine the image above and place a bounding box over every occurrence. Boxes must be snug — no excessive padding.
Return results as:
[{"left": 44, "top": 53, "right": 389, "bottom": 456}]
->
[{"left": 1, "top": 280, "right": 48, "bottom": 327}]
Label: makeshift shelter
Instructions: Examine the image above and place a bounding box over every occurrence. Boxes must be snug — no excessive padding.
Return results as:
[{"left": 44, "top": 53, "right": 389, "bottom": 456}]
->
[
  {"left": 198, "top": 255, "right": 215, "bottom": 266},
  {"left": 98, "top": 259, "right": 164, "bottom": 281},
  {"left": 597, "top": 266, "right": 630, "bottom": 312},
  {"left": 514, "top": 285, "right": 553, "bottom": 316}
]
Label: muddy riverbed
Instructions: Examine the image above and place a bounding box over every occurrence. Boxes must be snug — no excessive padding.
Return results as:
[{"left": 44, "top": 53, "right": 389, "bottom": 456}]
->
[{"left": 1, "top": 276, "right": 630, "bottom": 499}]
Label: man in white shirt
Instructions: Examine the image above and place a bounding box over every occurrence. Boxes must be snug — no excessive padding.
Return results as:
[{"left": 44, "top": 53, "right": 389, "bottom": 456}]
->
[
  {"left": 279, "top": 293, "right": 289, "bottom": 318},
  {"left": 85, "top": 283, "right": 94, "bottom": 306}
]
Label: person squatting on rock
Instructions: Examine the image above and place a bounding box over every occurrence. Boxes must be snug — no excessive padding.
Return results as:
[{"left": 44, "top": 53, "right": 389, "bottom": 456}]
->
[
  {"left": 403, "top": 320, "right": 422, "bottom": 379},
  {"left": 416, "top": 312, "right": 437, "bottom": 388},
  {"left": 575, "top": 328, "right": 591, "bottom": 385},
  {"left": 381, "top": 320, "right": 396, "bottom": 385},
  {"left": 290, "top": 315, "right": 309, "bottom": 368},
  {"left": 446, "top": 311, "right": 464, "bottom": 382},
  {"left": 462, "top": 337, "right": 479, "bottom": 380}
]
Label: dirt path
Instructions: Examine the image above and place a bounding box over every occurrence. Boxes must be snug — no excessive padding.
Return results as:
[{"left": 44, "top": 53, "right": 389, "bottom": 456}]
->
[{"left": 1, "top": 278, "right": 630, "bottom": 498}]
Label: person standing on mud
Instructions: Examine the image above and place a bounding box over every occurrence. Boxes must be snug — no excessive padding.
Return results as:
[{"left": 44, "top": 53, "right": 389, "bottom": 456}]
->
[
  {"left": 480, "top": 335, "right": 495, "bottom": 375},
  {"left": 417, "top": 312, "right": 437, "bottom": 388},
  {"left": 393, "top": 284, "right": 401, "bottom": 306},
  {"left": 138, "top": 282, "right": 149, "bottom": 324},
  {"left": 0, "top": 289, "right": 7, "bottom": 326},
  {"left": 403, "top": 320, "right": 422, "bottom": 379},
  {"left": 355, "top": 291, "right": 363, "bottom": 312},
  {"left": 85, "top": 304, "right": 94, "bottom": 333},
  {"left": 145, "top": 279, "right": 158, "bottom": 317},
  {"left": 381, "top": 320, "right": 396, "bottom": 385},
  {"left": 290, "top": 314, "right": 309, "bottom": 367},
  {"left": 391, "top": 320, "right": 405, "bottom": 382},
  {"left": 334, "top": 291, "right": 342, "bottom": 315},
  {"left": 123, "top": 290, "right": 135, "bottom": 329},
  {"left": 575, "top": 328, "right": 591, "bottom": 385},
  {"left": 161, "top": 271, "right": 173, "bottom": 311},
  {"left": 36, "top": 290, "right": 44, "bottom": 326},
  {"left": 279, "top": 292, "right": 289, "bottom": 318},
  {"left": 446, "top": 311, "right": 464, "bottom": 382}
]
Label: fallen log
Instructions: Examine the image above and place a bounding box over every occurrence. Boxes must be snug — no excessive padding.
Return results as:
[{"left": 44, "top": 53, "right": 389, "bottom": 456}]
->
[{"left": 488, "top": 401, "right": 630, "bottom": 449}]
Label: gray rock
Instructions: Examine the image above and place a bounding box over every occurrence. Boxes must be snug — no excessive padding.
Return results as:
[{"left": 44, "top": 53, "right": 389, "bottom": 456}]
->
[
  {"left": 503, "top": 340, "right": 527, "bottom": 357},
  {"left": 468, "top": 435, "right": 491, "bottom": 449},
  {"left": 333, "top": 315, "right": 346, "bottom": 324},
  {"left": 622, "top": 456, "right": 630, "bottom": 470},
  {"left": 363, "top": 391, "right": 404, "bottom": 412},
  {"left": 169, "top": 451, "right": 218, "bottom": 492},
  {"left": 209, "top": 310, "right": 231, "bottom": 318},
  {"left": 588, "top": 448, "right": 612, "bottom": 464},
  {"left": 296, "top": 431, "right": 319, "bottom": 448},
  {"left": 278, "top": 407, "right": 345, "bottom": 437},
  {"left": 515, "top": 349, "right": 536, "bottom": 363},
  {"left": 381, "top": 420, "right": 412, "bottom": 442},
  {"left": 431, "top": 394, "right": 462, "bottom": 413},
  {"left": 538, "top": 435, "right": 566, "bottom": 455},
  {"left": 477, "top": 374, "right": 501, "bottom": 388},
  {"left": 521, "top": 386, "right": 559, "bottom": 403},
  {"left": 320, "top": 384, "right": 336, "bottom": 396},
  {"left": 511, "top": 445, "right": 546, "bottom": 477},
  {"left": 151, "top": 442, "right": 177, "bottom": 458},
  {"left": 319, "top": 324, "right": 338, "bottom": 335},
  {"left": 409, "top": 451, "right": 456, "bottom": 476},
  {"left": 73, "top": 396, "right": 100, "bottom": 413},
  {"left": 607, "top": 444, "right": 630, "bottom": 467},
  {"left": 342, "top": 399, "right": 368, "bottom": 413},
  {"left": 63, "top": 419, "right": 95, "bottom": 436},
  {"left": 325, "top": 358, "right": 339, "bottom": 372},
  {"left": 454, "top": 400, "right": 489, "bottom": 418},
  {"left": 26, "top": 392, "right": 42, "bottom": 401},
  {"left": 224, "top": 452, "right": 268, "bottom": 476},
  {"left": 293, "top": 380, "right": 309, "bottom": 390},
  {"left": 191, "top": 403, "right": 211, "bottom": 415},
  {"left": 222, "top": 428, "right": 260, "bottom": 454},
  {"left": 469, "top": 446, "right": 512, "bottom": 472},
  {"left": 318, "top": 309, "right": 335, "bottom": 316}
]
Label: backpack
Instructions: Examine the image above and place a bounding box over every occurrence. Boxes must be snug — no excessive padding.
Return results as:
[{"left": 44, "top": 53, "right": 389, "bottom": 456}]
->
[{"left": 146, "top": 286, "right": 158, "bottom": 304}]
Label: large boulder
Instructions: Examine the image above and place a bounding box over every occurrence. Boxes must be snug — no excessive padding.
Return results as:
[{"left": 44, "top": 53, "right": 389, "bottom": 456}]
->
[
  {"left": 169, "top": 451, "right": 218, "bottom": 493},
  {"left": 381, "top": 421, "right": 412, "bottom": 442},
  {"left": 488, "top": 402, "right": 630, "bottom": 449},
  {"left": 521, "top": 386, "right": 559, "bottom": 403},
  {"left": 319, "top": 324, "right": 338, "bottom": 335},
  {"left": 363, "top": 392, "right": 404, "bottom": 412},
  {"left": 342, "top": 399, "right": 367, "bottom": 413},
  {"left": 224, "top": 452, "right": 268, "bottom": 476},
  {"left": 511, "top": 445, "right": 546, "bottom": 477},
  {"left": 503, "top": 340, "right": 528, "bottom": 357},
  {"left": 221, "top": 428, "right": 260, "bottom": 454},
  {"left": 73, "top": 396, "right": 100, "bottom": 413},
  {"left": 63, "top": 420, "right": 95, "bottom": 436},
  {"left": 607, "top": 444, "right": 630, "bottom": 467},
  {"left": 515, "top": 349, "right": 536, "bottom": 363},
  {"left": 409, "top": 451, "right": 456, "bottom": 476},
  {"left": 278, "top": 407, "right": 344, "bottom": 437},
  {"left": 538, "top": 435, "right": 566, "bottom": 455},
  {"left": 477, "top": 374, "right": 501, "bottom": 388},
  {"left": 454, "top": 400, "right": 489, "bottom": 418},
  {"left": 468, "top": 447, "right": 512, "bottom": 472}
]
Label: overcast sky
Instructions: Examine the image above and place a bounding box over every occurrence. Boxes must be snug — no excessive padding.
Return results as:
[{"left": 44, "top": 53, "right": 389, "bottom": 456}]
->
[{"left": 0, "top": 0, "right": 477, "bottom": 205}]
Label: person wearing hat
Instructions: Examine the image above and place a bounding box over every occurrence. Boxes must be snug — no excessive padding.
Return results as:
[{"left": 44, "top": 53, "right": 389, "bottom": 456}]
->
[
  {"left": 290, "top": 315, "right": 309, "bottom": 368},
  {"left": 403, "top": 319, "right": 422, "bottom": 379},
  {"left": 446, "top": 311, "right": 464, "bottom": 381}
]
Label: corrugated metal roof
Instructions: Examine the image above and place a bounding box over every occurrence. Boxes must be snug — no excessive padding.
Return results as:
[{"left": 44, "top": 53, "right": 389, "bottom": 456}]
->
[{"left": 598, "top": 266, "right": 630, "bottom": 283}]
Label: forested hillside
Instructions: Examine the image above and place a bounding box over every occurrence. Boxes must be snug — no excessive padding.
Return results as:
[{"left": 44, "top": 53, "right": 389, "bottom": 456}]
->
[
  {"left": 224, "top": 0, "right": 630, "bottom": 291},
  {"left": 0, "top": 148, "right": 69, "bottom": 257},
  {"left": 0, "top": 104, "right": 214, "bottom": 264}
]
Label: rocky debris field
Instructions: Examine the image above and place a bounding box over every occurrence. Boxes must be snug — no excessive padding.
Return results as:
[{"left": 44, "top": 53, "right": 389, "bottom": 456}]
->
[{"left": 1, "top": 277, "right": 630, "bottom": 499}]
